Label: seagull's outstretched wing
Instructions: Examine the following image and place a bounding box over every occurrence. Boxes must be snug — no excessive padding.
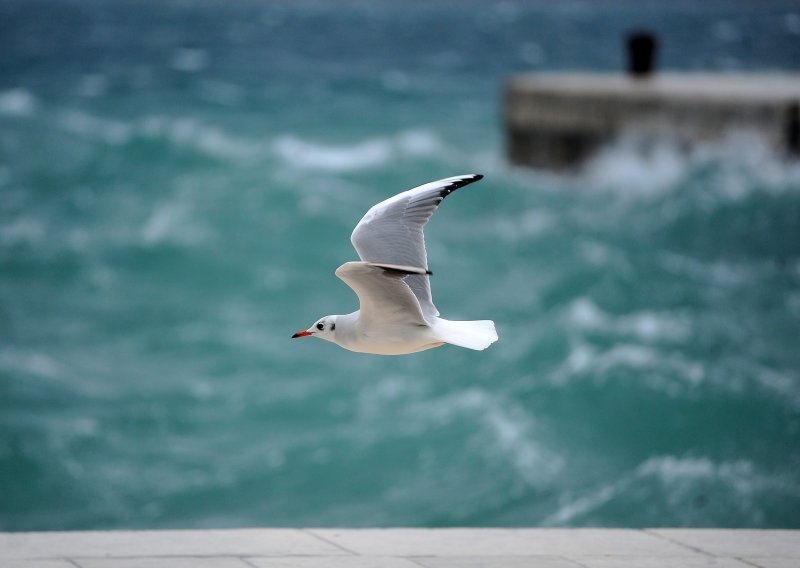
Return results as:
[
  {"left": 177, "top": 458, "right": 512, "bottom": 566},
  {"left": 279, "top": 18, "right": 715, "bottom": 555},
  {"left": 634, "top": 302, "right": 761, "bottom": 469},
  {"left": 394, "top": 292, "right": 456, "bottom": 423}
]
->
[
  {"left": 350, "top": 174, "right": 483, "bottom": 321},
  {"left": 335, "top": 262, "right": 429, "bottom": 327}
]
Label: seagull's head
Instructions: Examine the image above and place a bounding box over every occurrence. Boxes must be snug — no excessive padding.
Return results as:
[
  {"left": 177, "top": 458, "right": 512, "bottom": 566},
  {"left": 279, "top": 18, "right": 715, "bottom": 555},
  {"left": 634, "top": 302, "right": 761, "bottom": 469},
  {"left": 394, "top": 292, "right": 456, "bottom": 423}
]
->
[{"left": 292, "top": 315, "right": 338, "bottom": 343}]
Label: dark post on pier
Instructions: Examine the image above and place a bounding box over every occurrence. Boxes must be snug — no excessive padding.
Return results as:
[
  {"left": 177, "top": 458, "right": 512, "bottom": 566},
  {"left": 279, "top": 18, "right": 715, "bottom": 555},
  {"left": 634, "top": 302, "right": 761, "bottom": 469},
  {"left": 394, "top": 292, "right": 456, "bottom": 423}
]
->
[
  {"left": 788, "top": 102, "right": 800, "bottom": 156},
  {"left": 627, "top": 31, "right": 658, "bottom": 78}
]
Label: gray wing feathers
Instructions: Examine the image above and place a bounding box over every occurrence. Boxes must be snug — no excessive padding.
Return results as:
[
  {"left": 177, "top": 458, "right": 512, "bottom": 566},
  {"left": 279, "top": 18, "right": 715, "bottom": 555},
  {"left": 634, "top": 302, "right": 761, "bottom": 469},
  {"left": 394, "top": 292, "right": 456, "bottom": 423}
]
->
[
  {"left": 350, "top": 174, "right": 483, "bottom": 321},
  {"left": 335, "top": 262, "right": 429, "bottom": 326}
]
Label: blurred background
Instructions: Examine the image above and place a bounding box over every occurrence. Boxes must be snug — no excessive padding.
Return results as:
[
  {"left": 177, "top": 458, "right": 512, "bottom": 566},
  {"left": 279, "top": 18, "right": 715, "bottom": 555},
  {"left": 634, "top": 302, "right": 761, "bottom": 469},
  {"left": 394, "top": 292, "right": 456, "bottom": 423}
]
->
[{"left": 2, "top": 0, "right": 800, "bottom": 531}]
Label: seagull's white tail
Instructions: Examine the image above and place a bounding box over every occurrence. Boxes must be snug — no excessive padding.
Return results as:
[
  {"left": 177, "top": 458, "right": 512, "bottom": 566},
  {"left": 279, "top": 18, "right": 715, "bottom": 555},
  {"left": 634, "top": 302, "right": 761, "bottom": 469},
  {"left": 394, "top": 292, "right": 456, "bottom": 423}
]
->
[{"left": 434, "top": 319, "right": 498, "bottom": 351}]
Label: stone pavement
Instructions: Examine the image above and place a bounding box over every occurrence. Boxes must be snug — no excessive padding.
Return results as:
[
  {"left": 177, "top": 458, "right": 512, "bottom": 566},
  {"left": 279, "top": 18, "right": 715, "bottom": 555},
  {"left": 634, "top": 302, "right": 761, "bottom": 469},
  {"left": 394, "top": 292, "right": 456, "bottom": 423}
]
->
[{"left": 1, "top": 528, "right": 799, "bottom": 567}]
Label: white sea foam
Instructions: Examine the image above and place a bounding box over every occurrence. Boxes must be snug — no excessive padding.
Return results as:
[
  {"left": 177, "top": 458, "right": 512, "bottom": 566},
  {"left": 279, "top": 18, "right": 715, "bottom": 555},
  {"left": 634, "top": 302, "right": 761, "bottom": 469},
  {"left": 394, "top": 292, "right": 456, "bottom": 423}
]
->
[
  {"left": 140, "top": 198, "right": 209, "bottom": 247},
  {"left": 567, "top": 298, "right": 690, "bottom": 342},
  {"left": 394, "top": 129, "right": 444, "bottom": 157},
  {"left": 483, "top": 402, "right": 564, "bottom": 486},
  {"left": 60, "top": 110, "right": 132, "bottom": 145},
  {"left": 543, "top": 480, "right": 625, "bottom": 526},
  {"left": 749, "top": 363, "right": 800, "bottom": 409},
  {"left": 493, "top": 208, "right": 557, "bottom": 242},
  {"left": 635, "top": 455, "right": 800, "bottom": 507},
  {"left": 171, "top": 48, "right": 207, "bottom": 72},
  {"left": 56, "top": 110, "right": 264, "bottom": 162},
  {"left": 198, "top": 80, "right": 245, "bottom": 106},
  {"left": 568, "top": 298, "right": 605, "bottom": 328},
  {"left": 355, "top": 382, "right": 560, "bottom": 489},
  {"left": 273, "top": 136, "right": 392, "bottom": 172},
  {"left": 553, "top": 337, "right": 705, "bottom": 394},
  {"left": 413, "top": 388, "right": 564, "bottom": 487},
  {"left": 273, "top": 129, "right": 447, "bottom": 172},
  {"left": 0, "top": 217, "right": 46, "bottom": 246},
  {"left": 141, "top": 203, "right": 179, "bottom": 244},
  {"left": 576, "top": 127, "right": 800, "bottom": 206},
  {"left": 78, "top": 74, "right": 109, "bottom": 98},
  {"left": 544, "top": 455, "right": 798, "bottom": 526},
  {"left": 382, "top": 70, "right": 410, "bottom": 92},
  {"left": 712, "top": 20, "right": 741, "bottom": 43},
  {"left": 519, "top": 41, "right": 545, "bottom": 66},
  {"left": 582, "top": 133, "right": 686, "bottom": 197},
  {"left": 595, "top": 343, "right": 661, "bottom": 371},
  {"left": 0, "top": 348, "right": 62, "bottom": 379},
  {"left": 140, "top": 115, "right": 265, "bottom": 162},
  {"left": 786, "top": 13, "right": 800, "bottom": 34},
  {"left": 0, "top": 88, "right": 38, "bottom": 116},
  {"left": 562, "top": 309, "right": 798, "bottom": 403},
  {"left": 660, "top": 252, "right": 756, "bottom": 288}
]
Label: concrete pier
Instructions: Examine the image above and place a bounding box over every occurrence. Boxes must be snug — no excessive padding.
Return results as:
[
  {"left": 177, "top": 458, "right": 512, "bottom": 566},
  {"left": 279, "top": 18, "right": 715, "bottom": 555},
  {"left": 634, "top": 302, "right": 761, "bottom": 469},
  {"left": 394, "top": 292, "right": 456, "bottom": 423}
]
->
[
  {"left": 504, "top": 73, "right": 800, "bottom": 169},
  {"left": 2, "top": 528, "right": 799, "bottom": 567}
]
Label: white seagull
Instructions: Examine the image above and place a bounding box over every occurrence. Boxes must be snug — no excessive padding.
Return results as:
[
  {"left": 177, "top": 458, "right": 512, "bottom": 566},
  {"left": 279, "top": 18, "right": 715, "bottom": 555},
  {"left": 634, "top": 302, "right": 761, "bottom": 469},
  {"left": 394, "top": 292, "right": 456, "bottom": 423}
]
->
[{"left": 292, "top": 174, "right": 498, "bottom": 355}]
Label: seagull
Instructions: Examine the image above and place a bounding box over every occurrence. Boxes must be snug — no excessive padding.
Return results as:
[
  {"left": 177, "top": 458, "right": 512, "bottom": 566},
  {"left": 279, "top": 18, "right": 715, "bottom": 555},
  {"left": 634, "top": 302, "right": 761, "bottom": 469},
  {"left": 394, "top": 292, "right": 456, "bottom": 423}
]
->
[{"left": 292, "top": 174, "right": 498, "bottom": 355}]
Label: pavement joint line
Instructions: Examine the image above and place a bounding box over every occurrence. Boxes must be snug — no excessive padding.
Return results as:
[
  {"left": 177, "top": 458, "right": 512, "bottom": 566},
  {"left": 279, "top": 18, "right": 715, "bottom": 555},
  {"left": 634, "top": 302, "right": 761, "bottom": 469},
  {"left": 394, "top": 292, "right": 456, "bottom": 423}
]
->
[
  {"left": 64, "top": 558, "right": 82, "bottom": 568},
  {"left": 303, "top": 529, "right": 360, "bottom": 556},
  {"left": 65, "top": 554, "right": 338, "bottom": 560},
  {"left": 737, "top": 558, "right": 768, "bottom": 568},
  {"left": 558, "top": 554, "right": 591, "bottom": 568},
  {"left": 240, "top": 556, "right": 263, "bottom": 568},
  {"left": 644, "top": 528, "right": 714, "bottom": 557},
  {"left": 69, "top": 555, "right": 246, "bottom": 560}
]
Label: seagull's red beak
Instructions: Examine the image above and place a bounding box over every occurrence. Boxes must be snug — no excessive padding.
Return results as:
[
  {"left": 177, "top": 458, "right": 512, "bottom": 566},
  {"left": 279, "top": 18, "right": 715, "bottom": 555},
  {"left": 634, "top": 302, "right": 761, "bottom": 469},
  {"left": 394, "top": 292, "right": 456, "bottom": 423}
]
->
[{"left": 292, "top": 330, "right": 313, "bottom": 338}]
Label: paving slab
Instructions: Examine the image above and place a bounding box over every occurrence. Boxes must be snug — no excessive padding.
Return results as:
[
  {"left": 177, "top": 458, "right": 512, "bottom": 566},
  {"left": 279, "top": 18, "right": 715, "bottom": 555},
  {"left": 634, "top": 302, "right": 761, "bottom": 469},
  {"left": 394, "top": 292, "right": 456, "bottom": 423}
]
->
[
  {"left": 0, "top": 529, "right": 344, "bottom": 559},
  {"left": 651, "top": 530, "right": 800, "bottom": 558},
  {"left": 74, "top": 558, "right": 251, "bottom": 568},
  {"left": 576, "top": 556, "right": 752, "bottom": 568},
  {"left": 411, "top": 556, "right": 581, "bottom": 568},
  {"left": 0, "top": 561, "right": 78, "bottom": 568},
  {"left": 309, "top": 529, "right": 700, "bottom": 557},
  {"left": 2, "top": 529, "right": 800, "bottom": 567},
  {"left": 741, "top": 559, "right": 800, "bottom": 568},
  {"left": 247, "top": 557, "right": 421, "bottom": 568}
]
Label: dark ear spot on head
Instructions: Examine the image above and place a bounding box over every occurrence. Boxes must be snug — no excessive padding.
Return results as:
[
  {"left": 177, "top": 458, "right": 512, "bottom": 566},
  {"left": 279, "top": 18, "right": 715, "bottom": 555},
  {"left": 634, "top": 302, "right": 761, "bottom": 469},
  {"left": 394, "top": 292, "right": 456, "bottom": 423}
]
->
[{"left": 331, "top": 322, "right": 335, "bottom": 331}]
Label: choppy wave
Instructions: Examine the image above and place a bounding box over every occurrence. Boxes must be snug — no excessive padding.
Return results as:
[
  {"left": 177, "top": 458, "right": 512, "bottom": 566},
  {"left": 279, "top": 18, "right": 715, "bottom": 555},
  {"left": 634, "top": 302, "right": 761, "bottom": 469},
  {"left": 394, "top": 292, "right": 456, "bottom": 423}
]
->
[
  {"left": 0, "top": 88, "right": 38, "bottom": 116},
  {"left": 582, "top": 131, "right": 800, "bottom": 199},
  {"left": 51, "top": 110, "right": 269, "bottom": 163},
  {"left": 568, "top": 298, "right": 690, "bottom": 342},
  {"left": 272, "top": 129, "right": 447, "bottom": 172},
  {"left": 544, "top": 455, "right": 800, "bottom": 526},
  {"left": 2, "top": 0, "right": 799, "bottom": 531},
  {"left": 49, "top": 108, "right": 451, "bottom": 172}
]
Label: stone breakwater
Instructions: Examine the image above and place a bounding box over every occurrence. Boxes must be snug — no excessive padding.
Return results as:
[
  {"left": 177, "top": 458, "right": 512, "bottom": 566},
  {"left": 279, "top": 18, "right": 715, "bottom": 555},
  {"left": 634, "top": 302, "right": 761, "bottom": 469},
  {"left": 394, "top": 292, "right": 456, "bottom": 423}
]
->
[{"left": 505, "top": 73, "right": 800, "bottom": 168}]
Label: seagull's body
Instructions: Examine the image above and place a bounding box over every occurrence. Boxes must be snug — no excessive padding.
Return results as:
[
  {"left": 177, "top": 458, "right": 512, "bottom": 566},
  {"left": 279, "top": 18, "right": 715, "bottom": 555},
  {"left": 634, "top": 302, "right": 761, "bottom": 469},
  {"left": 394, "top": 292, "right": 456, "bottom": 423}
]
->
[{"left": 293, "top": 174, "right": 498, "bottom": 355}]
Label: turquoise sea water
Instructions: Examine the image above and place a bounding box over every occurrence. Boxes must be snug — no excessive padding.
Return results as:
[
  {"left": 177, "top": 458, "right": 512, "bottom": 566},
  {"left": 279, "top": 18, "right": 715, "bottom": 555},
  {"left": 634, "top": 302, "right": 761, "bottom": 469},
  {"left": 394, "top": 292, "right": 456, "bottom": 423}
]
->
[{"left": 2, "top": 0, "right": 800, "bottom": 530}]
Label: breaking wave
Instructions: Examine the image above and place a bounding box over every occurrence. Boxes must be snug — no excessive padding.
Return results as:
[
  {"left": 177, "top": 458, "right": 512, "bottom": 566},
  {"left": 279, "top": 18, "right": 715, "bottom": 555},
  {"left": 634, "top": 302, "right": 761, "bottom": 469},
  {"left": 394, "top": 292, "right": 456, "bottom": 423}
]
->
[
  {"left": 272, "top": 130, "right": 447, "bottom": 172},
  {"left": 544, "top": 455, "right": 800, "bottom": 526}
]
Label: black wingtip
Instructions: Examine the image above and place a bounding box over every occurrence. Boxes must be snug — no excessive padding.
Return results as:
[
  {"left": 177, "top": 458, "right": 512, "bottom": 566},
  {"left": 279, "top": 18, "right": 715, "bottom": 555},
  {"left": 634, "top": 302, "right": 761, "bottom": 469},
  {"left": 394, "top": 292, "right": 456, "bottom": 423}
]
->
[
  {"left": 439, "top": 174, "right": 485, "bottom": 199},
  {"left": 426, "top": 270, "right": 433, "bottom": 275}
]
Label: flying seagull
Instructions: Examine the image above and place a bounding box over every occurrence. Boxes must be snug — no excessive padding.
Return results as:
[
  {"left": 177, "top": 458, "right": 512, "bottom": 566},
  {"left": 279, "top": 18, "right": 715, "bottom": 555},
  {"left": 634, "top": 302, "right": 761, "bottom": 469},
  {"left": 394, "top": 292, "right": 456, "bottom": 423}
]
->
[{"left": 292, "top": 174, "right": 498, "bottom": 355}]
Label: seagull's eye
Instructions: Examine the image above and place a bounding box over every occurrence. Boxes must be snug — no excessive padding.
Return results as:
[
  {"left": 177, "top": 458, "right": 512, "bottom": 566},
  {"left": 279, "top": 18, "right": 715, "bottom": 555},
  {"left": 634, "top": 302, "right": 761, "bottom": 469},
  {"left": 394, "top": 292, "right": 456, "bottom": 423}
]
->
[{"left": 316, "top": 323, "right": 324, "bottom": 331}]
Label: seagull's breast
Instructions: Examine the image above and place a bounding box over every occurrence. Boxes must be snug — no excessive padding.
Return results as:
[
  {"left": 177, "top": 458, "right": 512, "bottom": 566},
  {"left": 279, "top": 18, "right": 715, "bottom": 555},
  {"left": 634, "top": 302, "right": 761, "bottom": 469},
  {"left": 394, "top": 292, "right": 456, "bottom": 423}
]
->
[{"left": 338, "top": 317, "right": 444, "bottom": 355}]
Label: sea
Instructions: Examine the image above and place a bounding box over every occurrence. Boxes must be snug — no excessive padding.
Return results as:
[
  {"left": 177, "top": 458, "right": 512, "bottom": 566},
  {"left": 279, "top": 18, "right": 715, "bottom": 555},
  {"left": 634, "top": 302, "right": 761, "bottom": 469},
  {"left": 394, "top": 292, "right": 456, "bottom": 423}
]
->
[{"left": 2, "top": 0, "right": 800, "bottom": 531}]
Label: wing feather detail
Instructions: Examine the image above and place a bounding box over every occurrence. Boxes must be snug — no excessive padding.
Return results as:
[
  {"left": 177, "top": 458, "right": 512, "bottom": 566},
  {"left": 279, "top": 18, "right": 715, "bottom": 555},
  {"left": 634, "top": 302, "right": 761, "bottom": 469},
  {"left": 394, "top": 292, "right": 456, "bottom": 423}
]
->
[
  {"left": 350, "top": 174, "right": 483, "bottom": 321},
  {"left": 335, "top": 262, "right": 429, "bottom": 326}
]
